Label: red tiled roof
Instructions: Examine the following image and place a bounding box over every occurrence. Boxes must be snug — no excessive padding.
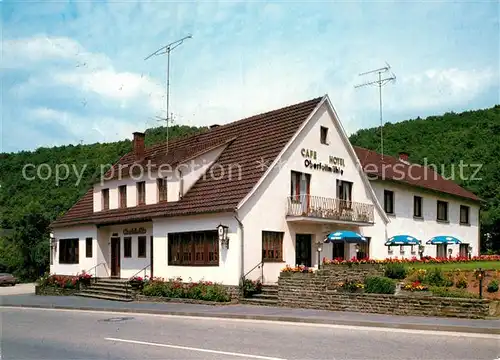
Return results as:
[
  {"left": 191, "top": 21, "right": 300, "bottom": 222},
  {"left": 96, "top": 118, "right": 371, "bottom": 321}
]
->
[
  {"left": 51, "top": 97, "right": 323, "bottom": 228},
  {"left": 353, "top": 146, "right": 480, "bottom": 202}
]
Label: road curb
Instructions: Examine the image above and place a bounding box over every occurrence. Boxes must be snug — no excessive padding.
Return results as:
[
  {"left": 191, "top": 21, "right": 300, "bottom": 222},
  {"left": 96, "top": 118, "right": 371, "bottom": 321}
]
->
[{"left": 3, "top": 303, "right": 499, "bottom": 335}]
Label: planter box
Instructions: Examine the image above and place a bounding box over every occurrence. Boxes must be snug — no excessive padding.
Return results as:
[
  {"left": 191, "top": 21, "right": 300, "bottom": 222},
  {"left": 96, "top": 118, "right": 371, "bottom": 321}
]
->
[
  {"left": 35, "top": 285, "right": 79, "bottom": 296},
  {"left": 136, "top": 295, "right": 236, "bottom": 305}
]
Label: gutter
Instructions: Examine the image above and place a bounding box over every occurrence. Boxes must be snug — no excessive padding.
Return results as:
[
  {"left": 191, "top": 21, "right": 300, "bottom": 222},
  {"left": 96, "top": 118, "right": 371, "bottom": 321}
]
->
[{"left": 234, "top": 212, "right": 244, "bottom": 287}]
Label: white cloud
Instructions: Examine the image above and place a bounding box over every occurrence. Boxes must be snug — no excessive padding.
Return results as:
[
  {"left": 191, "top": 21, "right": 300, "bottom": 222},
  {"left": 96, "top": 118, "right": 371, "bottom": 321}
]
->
[{"left": 391, "top": 67, "right": 497, "bottom": 110}]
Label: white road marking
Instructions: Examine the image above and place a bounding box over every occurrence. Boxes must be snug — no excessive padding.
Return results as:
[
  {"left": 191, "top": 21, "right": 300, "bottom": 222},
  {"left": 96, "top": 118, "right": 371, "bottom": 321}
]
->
[
  {"left": 3, "top": 306, "right": 499, "bottom": 340},
  {"left": 105, "top": 337, "right": 287, "bottom": 360}
]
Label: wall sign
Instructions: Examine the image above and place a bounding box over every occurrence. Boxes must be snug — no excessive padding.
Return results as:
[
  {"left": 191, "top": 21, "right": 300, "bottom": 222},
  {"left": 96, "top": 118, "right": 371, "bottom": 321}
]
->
[
  {"left": 123, "top": 227, "right": 147, "bottom": 235},
  {"left": 301, "top": 148, "right": 345, "bottom": 175}
]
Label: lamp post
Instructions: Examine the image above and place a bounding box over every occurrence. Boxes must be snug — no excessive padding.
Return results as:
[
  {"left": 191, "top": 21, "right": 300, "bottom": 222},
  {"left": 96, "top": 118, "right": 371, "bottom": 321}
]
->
[
  {"left": 316, "top": 238, "right": 323, "bottom": 269},
  {"left": 476, "top": 268, "right": 486, "bottom": 298},
  {"left": 418, "top": 245, "right": 425, "bottom": 260},
  {"left": 468, "top": 245, "right": 473, "bottom": 260},
  {"left": 448, "top": 247, "right": 453, "bottom": 259}
]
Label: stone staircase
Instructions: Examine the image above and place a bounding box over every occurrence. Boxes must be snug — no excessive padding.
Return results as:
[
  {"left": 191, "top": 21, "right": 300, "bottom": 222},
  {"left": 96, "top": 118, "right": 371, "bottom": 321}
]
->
[
  {"left": 75, "top": 278, "right": 134, "bottom": 302},
  {"left": 240, "top": 284, "right": 278, "bottom": 306}
]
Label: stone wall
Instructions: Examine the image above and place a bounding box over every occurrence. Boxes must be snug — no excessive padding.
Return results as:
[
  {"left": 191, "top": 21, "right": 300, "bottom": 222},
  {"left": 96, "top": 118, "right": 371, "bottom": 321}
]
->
[
  {"left": 278, "top": 266, "right": 493, "bottom": 319},
  {"left": 35, "top": 285, "right": 79, "bottom": 296}
]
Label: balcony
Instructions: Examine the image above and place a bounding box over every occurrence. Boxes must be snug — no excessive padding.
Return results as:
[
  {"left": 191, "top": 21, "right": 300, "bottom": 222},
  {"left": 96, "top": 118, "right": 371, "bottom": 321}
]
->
[{"left": 286, "top": 195, "right": 375, "bottom": 226}]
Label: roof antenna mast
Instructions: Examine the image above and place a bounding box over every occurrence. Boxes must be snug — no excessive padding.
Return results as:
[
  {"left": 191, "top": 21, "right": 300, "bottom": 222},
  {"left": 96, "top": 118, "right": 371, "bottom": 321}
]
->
[
  {"left": 145, "top": 34, "right": 192, "bottom": 153},
  {"left": 354, "top": 63, "right": 396, "bottom": 160}
]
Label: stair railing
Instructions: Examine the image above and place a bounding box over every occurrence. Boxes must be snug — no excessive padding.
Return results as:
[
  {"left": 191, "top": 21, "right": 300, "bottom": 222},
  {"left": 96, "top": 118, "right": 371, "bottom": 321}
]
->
[
  {"left": 83, "top": 262, "right": 108, "bottom": 284},
  {"left": 125, "top": 264, "right": 151, "bottom": 298},
  {"left": 241, "top": 260, "right": 264, "bottom": 284}
]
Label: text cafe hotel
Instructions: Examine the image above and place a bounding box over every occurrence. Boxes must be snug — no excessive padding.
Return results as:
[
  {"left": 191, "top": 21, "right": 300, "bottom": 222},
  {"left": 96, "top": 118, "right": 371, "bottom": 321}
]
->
[{"left": 50, "top": 95, "right": 480, "bottom": 285}]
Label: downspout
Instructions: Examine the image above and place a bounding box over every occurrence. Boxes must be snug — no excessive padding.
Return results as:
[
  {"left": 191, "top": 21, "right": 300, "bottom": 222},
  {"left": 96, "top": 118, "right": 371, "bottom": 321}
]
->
[{"left": 234, "top": 212, "right": 244, "bottom": 288}]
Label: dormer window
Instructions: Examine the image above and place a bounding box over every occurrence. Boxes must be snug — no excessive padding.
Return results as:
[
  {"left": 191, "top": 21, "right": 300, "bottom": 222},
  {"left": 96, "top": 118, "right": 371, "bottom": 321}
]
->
[
  {"left": 320, "top": 126, "right": 329, "bottom": 145},
  {"left": 137, "top": 181, "right": 146, "bottom": 206},
  {"left": 157, "top": 178, "right": 168, "bottom": 202},
  {"left": 101, "top": 188, "right": 109, "bottom": 210},
  {"left": 119, "top": 185, "right": 127, "bottom": 208}
]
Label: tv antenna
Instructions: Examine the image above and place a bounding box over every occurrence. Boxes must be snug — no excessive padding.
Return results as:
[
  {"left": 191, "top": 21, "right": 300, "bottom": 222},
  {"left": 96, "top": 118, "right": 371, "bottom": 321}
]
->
[
  {"left": 145, "top": 34, "right": 192, "bottom": 152},
  {"left": 354, "top": 63, "right": 396, "bottom": 159}
]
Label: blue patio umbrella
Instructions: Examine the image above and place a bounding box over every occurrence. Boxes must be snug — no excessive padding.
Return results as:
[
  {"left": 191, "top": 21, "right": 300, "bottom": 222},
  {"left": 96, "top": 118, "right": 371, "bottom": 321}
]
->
[
  {"left": 385, "top": 235, "right": 421, "bottom": 246},
  {"left": 426, "top": 236, "right": 462, "bottom": 245},
  {"left": 325, "top": 231, "right": 367, "bottom": 244}
]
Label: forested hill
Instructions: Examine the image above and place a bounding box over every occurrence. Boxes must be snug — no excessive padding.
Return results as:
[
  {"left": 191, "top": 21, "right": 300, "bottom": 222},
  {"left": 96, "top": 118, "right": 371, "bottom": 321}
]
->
[
  {"left": 1, "top": 106, "right": 499, "bottom": 279},
  {"left": 349, "top": 105, "right": 500, "bottom": 253}
]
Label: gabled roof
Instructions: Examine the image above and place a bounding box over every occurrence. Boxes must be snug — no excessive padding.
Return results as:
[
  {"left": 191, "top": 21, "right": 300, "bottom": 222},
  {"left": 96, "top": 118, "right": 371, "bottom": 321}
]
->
[
  {"left": 51, "top": 97, "right": 323, "bottom": 228},
  {"left": 354, "top": 146, "right": 480, "bottom": 202}
]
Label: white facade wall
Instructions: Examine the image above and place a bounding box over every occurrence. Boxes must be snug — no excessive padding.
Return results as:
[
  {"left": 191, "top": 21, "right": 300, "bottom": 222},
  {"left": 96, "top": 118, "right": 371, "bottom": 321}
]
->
[
  {"left": 366, "top": 181, "right": 480, "bottom": 258},
  {"left": 50, "top": 225, "right": 97, "bottom": 275},
  {"left": 239, "top": 102, "right": 383, "bottom": 283},
  {"left": 153, "top": 213, "right": 240, "bottom": 285}
]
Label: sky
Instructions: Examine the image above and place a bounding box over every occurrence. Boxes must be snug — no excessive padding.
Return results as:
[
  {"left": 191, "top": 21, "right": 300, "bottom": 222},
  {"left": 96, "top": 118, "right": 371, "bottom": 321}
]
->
[{"left": 1, "top": 0, "right": 499, "bottom": 153}]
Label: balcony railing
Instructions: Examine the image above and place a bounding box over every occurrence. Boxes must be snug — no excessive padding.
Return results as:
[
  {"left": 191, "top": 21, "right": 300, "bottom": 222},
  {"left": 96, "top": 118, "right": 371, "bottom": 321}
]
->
[{"left": 286, "top": 195, "right": 374, "bottom": 224}]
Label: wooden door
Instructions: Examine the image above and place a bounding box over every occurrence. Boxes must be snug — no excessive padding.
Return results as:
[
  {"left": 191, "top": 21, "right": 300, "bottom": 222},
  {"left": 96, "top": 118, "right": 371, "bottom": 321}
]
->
[
  {"left": 110, "top": 237, "right": 121, "bottom": 277},
  {"left": 295, "top": 234, "right": 312, "bottom": 267}
]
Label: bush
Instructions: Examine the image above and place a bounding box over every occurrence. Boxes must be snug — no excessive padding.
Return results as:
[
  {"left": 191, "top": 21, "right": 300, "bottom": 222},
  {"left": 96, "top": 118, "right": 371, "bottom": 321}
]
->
[
  {"left": 240, "top": 279, "right": 262, "bottom": 297},
  {"left": 364, "top": 276, "right": 396, "bottom": 294},
  {"left": 430, "top": 286, "right": 479, "bottom": 299},
  {"left": 142, "top": 277, "right": 231, "bottom": 302},
  {"left": 406, "top": 268, "right": 427, "bottom": 283},
  {"left": 423, "top": 268, "right": 452, "bottom": 287},
  {"left": 384, "top": 263, "right": 407, "bottom": 279},
  {"left": 455, "top": 276, "right": 468, "bottom": 289},
  {"left": 487, "top": 279, "right": 499, "bottom": 293},
  {"left": 37, "top": 273, "right": 79, "bottom": 289}
]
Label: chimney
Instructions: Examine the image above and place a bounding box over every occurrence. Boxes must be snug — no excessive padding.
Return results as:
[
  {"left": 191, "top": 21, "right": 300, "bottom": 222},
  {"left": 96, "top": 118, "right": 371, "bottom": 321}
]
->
[
  {"left": 133, "top": 132, "right": 145, "bottom": 159},
  {"left": 399, "top": 152, "right": 409, "bottom": 162},
  {"left": 209, "top": 124, "right": 220, "bottom": 129}
]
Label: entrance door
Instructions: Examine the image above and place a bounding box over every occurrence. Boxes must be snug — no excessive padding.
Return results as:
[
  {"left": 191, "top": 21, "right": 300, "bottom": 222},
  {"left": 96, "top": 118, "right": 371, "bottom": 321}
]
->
[
  {"left": 295, "top": 234, "right": 312, "bottom": 267},
  {"left": 332, "top": 242, "right": 345, "bottom": 259},
  {"left": 110, "top": 237, "right": 121, "bottom": 277}
]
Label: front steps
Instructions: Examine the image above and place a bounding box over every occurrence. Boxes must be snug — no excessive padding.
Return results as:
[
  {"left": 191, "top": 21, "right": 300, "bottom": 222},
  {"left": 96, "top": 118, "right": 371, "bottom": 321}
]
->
[
  {"left": 240, "top": 285, "right": 278, "bottom": 306},
  {"left": 75, "top": 278, "right": 134, "bottom": 302}
]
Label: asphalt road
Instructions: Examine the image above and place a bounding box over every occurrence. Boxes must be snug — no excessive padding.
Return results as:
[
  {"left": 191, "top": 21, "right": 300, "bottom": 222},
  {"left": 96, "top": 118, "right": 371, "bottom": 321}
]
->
[{"left": 2, "top": 308, "right": 499, "bottom": 360}]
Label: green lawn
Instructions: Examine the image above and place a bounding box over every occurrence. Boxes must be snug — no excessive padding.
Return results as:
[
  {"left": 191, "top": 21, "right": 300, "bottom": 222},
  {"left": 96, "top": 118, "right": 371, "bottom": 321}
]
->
[{"left": 408, "top": 261, "right": 500, "bottom": 271}]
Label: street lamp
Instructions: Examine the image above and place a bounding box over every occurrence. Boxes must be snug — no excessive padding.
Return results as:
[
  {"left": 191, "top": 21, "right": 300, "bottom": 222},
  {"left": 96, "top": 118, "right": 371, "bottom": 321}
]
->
[
  {"left": 316, "top": 238, "right": 323, "bottom": 269},
  {"left": 468, "top": 245, "right": 473, "bottom": 260}
]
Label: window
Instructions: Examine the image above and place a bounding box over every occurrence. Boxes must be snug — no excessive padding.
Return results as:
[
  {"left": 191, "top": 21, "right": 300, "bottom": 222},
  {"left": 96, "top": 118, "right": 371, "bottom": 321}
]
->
[
  {"left": 460, "top": 205, "right": 470, "bottom": 225},
  {"left": 413, "top": 196, "right": 423, "bottom": 218},
  {"left": 320, "top": 126, "right": 329, "bottom": 144},
  {"left": 137, "top": 181, "right": 146, "bottom": 205},
  {"left": 138, "top": 236, "right": 146, "bottom": 258},
  {"left": 291, "top": 171, "right": 310, "bottom": 201},
  {"left": 59, "top": 238, "right": 79, "bottom": 264},
  {"left": 168, "top": 231, "right": 219, "bottom": 266},
  {"left": 85, "top": 237, "right": 92, "bottom": 258},
  {"left": 119, "top": 185, "right": 127, "bottom": 208},
  {"left": 437, "top": 200, "right": 448, "bottom": 221},
  {"left": 157, "top": 178, "right": 168, "bottom": 202},
  {"left": 336, "top": 180, "right": 353, "bottom": 208},
  {"left": 262, "top": 231, "right": 284, "bottom": 262},
  {"left": 102, "top": 188, "right": 109, "bottom": 210},
  {"left": 384, "top": 190, "right": 394, "bottom": 214},
  {"left": 124, "top": 237, "right": 132, "bottom": 258}
]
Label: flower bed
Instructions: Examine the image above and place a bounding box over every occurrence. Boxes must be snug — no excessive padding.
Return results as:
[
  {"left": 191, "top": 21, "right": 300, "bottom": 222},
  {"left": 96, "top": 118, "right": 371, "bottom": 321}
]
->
[
  {"left": 322, "top": 255, "right": 500, "bottom": 266},
  {"left": 140, "top": 277, "right": 231, "bottom": 302},
  {"left": 281, "top": 265, "right": 314, "bottom": 273}
]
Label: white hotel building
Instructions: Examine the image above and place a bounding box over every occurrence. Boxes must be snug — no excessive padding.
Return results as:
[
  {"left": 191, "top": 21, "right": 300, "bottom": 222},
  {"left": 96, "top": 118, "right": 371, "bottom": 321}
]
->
[{"left": 50, "top": 95, "right": 480, "bottom": 285}]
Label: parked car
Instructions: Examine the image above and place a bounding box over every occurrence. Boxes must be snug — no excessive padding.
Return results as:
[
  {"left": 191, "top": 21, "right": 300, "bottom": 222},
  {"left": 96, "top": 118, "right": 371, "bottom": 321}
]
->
[{"left": 0, "top": 273, "right": 17, "bottom": 286}]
